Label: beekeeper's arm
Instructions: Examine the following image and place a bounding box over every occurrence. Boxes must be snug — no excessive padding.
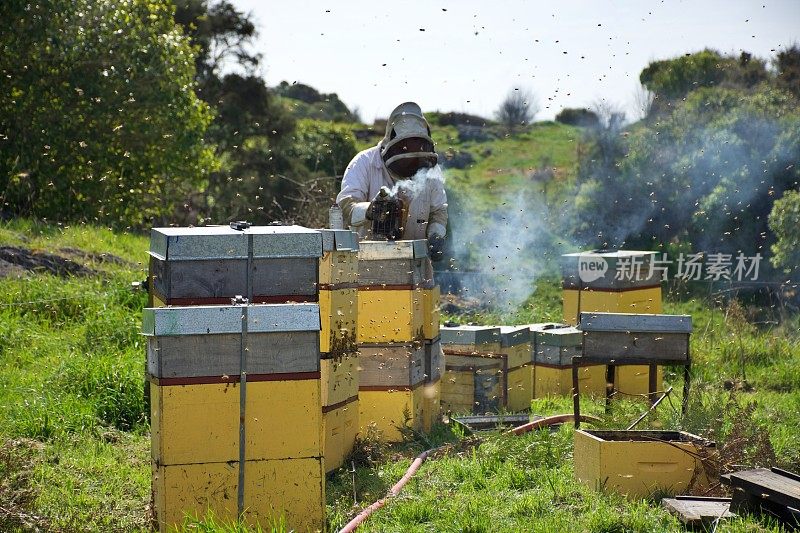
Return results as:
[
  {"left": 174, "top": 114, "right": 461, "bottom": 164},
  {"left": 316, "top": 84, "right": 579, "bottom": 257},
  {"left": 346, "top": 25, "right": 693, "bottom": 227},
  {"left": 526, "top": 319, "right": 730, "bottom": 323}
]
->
[
  {"left": 427, "top": 179, "right": 447, "bottom": 239},
  {"left": 336, "top": 152, "right": 373, "bottom": 229}
]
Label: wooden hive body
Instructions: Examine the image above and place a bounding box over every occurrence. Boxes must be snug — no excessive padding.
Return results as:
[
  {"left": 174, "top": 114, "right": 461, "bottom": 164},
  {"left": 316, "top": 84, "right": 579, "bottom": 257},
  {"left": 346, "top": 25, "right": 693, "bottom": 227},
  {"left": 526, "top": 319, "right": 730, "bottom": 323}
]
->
[
  {"left": 574, "top": 430, "right": 714, "bottom": 498},
  {"left": 148, "top": 225, "right": 322, "bottom": 305},
  {"left": 422, "top": 337, "right": 443, "bottom": 431},
  {"left": 532, "top": 326, "right": 606, "bottom": 398},
  {"left": 144, "top": 301, "right": 325, "bottom": 532},
  {"left": 441, "top": 326, "right": 506, "bottom": 414}
]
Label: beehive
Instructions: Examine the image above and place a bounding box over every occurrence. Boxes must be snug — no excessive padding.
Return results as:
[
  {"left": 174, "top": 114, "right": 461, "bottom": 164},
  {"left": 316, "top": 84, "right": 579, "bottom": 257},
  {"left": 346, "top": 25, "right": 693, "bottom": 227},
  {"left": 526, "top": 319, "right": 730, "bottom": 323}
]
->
[
  {"left": 440, "top": 326, "right": 506, "bottom": 414},
  {"left": 357, "top": 240, "right": 430, "bottom": 343},
  {"left": 574, "top": 430, "right": 714, "bottom": 497},
  {"left": 148, "top": 225, "right": 322, "bottom": 305},
  {"left": 144, "top": 304, "right": 324, "bottom": 531},
  {"left": 561, "top": 250, "right": 664, "bottom": 397},
  {"left": 422, "top": 337, "right": 443, "bottom": 431},
  {"left": 318, "top": 230, "right": 360, "bottom": 471},
  {"left": 533, "top": 326, "right": 605, "bottom": 397},
  {"left": 421, "top": 284, "right": 441, "bottom": 340},
  {"left": 358, "top": 342, "right": 425, "bottom": 441},
  {"left": 496, "top": 326, "right": 532, "bottom": 411}
]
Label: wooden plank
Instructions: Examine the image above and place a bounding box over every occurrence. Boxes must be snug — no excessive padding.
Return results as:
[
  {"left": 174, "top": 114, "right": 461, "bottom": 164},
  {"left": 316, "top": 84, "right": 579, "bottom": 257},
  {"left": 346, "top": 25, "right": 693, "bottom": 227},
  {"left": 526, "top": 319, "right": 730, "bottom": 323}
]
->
[
  {"left": 582, "top": 331, "right": 690, "bottom": 362},
  {"left": 579, "top": 312, "right": 692, "bottom": 333},
  {"left": 662, "top": 497, "right": 734, "bottom": 527},
  {"left": 729, "top": 468, "right": 800, "bottom": 510},
  {"left": 148, "top": 331, "right": 320, "bottom": 378}
]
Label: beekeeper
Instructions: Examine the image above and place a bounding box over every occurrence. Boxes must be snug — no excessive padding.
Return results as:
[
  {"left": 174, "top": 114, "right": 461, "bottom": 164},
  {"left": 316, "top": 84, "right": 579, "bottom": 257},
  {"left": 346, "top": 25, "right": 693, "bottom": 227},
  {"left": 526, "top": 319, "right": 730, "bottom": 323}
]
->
[{"left": 336, "top": 102, "right": 447, "bottom": 253}]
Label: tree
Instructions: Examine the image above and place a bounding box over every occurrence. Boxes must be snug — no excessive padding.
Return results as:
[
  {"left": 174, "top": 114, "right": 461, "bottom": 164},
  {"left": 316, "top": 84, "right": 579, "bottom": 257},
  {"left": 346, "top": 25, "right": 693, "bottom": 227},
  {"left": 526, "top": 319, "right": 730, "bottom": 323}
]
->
[
  {"left": 774, "top": 44, "right": 800, "bottom": 98},
  {"left": 496, "top": 88, "right": 539, "bottom": 134},
  {"left": 555, "top": 108, "right": 600, "bottom": 128},
  {"left": 0, "top": 0, "right": 214, "bottom": 226},
  {"left": 768, "top": 190, "right": 800, "bottom": 275},
  {"left": 173, "top": 1, "right": 309, "bottom": 224}
]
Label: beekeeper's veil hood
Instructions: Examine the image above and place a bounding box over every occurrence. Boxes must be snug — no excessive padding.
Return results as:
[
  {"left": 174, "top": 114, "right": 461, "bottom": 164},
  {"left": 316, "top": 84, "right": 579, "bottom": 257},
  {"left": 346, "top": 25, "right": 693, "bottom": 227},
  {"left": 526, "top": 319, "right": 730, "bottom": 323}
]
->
[{"left": 380, "top": 102, "right": 438, "bottom": 179}]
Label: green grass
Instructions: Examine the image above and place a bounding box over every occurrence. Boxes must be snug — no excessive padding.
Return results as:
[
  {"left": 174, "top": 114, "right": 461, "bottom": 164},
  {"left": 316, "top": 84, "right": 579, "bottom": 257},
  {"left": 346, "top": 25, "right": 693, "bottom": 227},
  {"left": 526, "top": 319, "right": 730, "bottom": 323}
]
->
[{"left": 2, "top": 213, "right": 799, "bottom": 532}]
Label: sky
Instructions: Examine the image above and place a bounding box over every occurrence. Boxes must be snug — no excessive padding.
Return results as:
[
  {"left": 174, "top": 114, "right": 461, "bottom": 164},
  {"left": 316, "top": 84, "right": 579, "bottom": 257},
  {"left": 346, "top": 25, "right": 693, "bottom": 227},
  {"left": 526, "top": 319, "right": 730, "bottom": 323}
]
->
[{"left": 231, "top": 0, "right": 800, "bottom": 122}]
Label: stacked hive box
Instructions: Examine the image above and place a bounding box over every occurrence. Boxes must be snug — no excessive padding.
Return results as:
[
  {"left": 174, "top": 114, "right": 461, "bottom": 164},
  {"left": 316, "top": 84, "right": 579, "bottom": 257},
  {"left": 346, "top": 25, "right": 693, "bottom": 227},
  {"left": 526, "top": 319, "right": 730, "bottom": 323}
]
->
[
  {"left": 440, "top": 326, "right": 505, "bottom": 414},
  {"left": 561, "top": 250, "right": 663, "bottom": 397},
  {"left": 496, "top": 326, "right": 533, "bottom": 411},
  {"left": 145, "top": 226, "right": 325, "bottom": 531},
  {"left": 356, "top": 240, "right": 434, "bottom": 441},
  {"left": 525, "top": 323, "right": 565, "bottom": 398},
  {"left": 533, "top": 325, "right": 605, "bottom": 397},
  {"left": 318, "top": 230, "right": 359, "bottom": 472}
]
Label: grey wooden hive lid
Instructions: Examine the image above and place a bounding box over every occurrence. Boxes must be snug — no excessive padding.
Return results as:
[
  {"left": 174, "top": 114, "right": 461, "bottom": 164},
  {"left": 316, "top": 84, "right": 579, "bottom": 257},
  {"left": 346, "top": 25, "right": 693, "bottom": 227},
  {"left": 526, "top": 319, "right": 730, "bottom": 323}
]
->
[
  {"left": 142, "top": 303, "right": 321, "bottom": 336},
  {"left": 535, "top": 326, "right": 583, "bottom": 347},
  {"left": 440, "top": 325, "right": 501, "bottom": 345},
  {"left": 494, "top": 325, "right": 530, "bottom": 347},
  {"left": 320, "top": 229, "right": 359, "bottom": 253},
  {"left": 149, "top": 225, "right": 323, "bottom": 261},
  {"left": 560, "top": 249, "right": 659, "bottom": 289},
  {"left": 579, "top": 312, "right": 692, "bottom": 333},
  {"left": 357, "top": 239, "right": 429, "bottom": 261}
]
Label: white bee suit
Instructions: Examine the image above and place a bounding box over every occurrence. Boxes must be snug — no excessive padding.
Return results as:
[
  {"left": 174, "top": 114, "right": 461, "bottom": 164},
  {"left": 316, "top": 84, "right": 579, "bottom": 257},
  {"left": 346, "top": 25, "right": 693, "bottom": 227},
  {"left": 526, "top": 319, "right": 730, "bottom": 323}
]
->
[{"left": 336, "top": 145, "right": 448, "bottom": 241}]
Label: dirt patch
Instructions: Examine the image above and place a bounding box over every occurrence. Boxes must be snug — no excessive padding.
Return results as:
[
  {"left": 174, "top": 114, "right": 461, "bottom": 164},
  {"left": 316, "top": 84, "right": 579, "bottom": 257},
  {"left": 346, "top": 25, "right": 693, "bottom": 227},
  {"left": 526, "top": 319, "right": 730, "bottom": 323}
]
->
[
  {"left": 58, "top": 247, "right": 130, "bottom": 266},
  {"left": 0, "top": 246, "right": 96, "bottom": 278}
]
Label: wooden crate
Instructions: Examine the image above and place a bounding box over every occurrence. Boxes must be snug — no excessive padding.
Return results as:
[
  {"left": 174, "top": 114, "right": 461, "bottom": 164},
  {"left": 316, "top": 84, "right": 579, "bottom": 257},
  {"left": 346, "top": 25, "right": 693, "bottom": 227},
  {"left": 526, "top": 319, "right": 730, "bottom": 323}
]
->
[
  {"left": 580, "top": 312, "right": 692, "bottom": 362},
  {"left": 442, "top": 353, "right": 505, "bottom": 414},
  {"left": 148, "top": 225, "right": 322, "bottom": 305},
  {"left": 574, "top": 430, "right": 714, "bottom": 498},
  {"left": 356, "top": 239, "right": 430, "bottom": 287},
  {"left": 320, "top": 353, "right": 358, "bottom": 408},
  {"left": 319, "top": 229, "right": 358, "bottom": 286},
  {"left": 561, "top": 250, "right": 661, "bottom": 291},
  {"left": 357, "top": 288, "right": 424, "bottom": 343},
  {"left": 152, "top": 457, "right": 324, "bottom": 532},
  {"left": 421, "top": 285, "right": 440, "bottom": 340},
  {"left": 150, "top": 377, "right": 322, "bottom": 466},
  {"left": 359, "top": 385, "right": 424, "bottom": 442},
  {"left": 322, "top": 397, "right": 359, "bottom": 472},
  {"left": 319, "top": 288, "right": 357, "bottom": 354}
]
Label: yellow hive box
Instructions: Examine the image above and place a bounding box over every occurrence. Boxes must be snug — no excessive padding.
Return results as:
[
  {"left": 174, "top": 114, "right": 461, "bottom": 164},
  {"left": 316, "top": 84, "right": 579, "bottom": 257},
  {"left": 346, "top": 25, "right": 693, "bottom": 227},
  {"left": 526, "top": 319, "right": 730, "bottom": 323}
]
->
[
  {"left": 320, "top": 353, "right": 358, "bottom": 408},
  {"left": 319, "top": 249, "right": 358, "bottom": 286},
  {"left": 151, "top": 378, "right": 321, "bottom": 466},
  {"left": 534, "top": 364, "right": 606, "bottom": 398},
  {"left": 152, "top": 457, "right": 324, "bottom": 532},
  {"left": 441, "top": 354, "right": 504, "bottom": 414},
  {"left": 563, "top": 287, "right": 662, "bottom": 325},
  {"left": 319, "top": 288, "right": 357, "bottom": 354},
  {"left": 563, "top": 287, "right": 664, "bottom": 398},
  {"left": 322, "top": 398, "right": 359, "bottom": 472},
  {"left": 421, "top": 380, "right": 441, "bottom": 432},
  {"left": 574, "top": 429, "right": 714, "bottom": 498},
  {"left": 421, "top": 286, "right": 440, "bottom": 340},
  {"left": 359, "top": 385, "right": 424, "bottom": 442},
  {"left": 357, "top": 288, "right": 424, "bottom": 343},
  {"left": 506, "top": 366, "right": 532, "bottom": 412}
]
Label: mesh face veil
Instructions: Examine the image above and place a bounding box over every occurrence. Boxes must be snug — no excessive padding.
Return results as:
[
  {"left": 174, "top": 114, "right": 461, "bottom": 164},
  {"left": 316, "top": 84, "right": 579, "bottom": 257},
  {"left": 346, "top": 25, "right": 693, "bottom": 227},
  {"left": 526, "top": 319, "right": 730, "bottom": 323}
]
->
[{"left": 380, "top": 102, "right": 438, "bottom": 179}]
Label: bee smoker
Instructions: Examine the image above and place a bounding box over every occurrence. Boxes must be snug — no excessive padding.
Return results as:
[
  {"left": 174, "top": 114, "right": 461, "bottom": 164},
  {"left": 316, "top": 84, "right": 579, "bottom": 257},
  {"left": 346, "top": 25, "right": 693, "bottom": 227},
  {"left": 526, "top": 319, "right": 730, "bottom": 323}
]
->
[{"left": 369, "top": 186, "right": 404, "bottom": 240}]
